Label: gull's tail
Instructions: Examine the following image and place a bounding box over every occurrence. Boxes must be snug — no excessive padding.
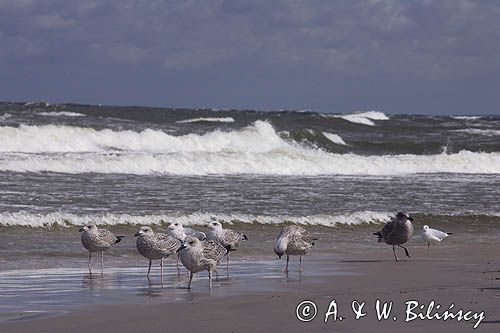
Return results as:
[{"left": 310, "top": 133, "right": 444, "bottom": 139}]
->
[{"left": 115, "top": 236, "right": 125, "bottom": 244}]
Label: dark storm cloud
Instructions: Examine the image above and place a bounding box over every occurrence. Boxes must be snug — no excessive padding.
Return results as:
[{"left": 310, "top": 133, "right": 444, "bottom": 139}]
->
[{"left": 0, "top": 0, "right": 499, "bottom": 114}]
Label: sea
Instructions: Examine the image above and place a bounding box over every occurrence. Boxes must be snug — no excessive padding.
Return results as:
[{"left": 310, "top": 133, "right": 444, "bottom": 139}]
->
[{"left": 0, "top": 101, "right": 499, "bottom": 313}]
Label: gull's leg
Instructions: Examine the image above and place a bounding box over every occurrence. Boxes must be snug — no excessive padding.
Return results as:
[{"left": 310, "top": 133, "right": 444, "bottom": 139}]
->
[
  {"left": 100, "top": 251, "right": 104, "bottom": 275},
  {"left": 226, "top": 252, "right": 230, "bottom": 270},
  {"left": 176, "top": 253, "right": 180, "bottom": 275},
  {"left": 427, "top": 243, "right": 430, "bottom": 250},
  {"left": 147, "top": 260, "right": 152, "bottom": 277},
  {"left": 188, "top": 272, "right": 193, "bottom": 289},
  {"left": 393, "top": 246, "right": 399, "bottom": 262},
  {"left": 299, "top": 255, "right": 303, "bottom": 272},
  {"left": 88, "top": 251, "right": 92, "bottom": 275},
  {"left": 160, "top": 258, "right": 164, "bottom": 283},
  {"left": 285, "top": 254, "right": 289, "bottom": 272},
  {"left": 398, "top": 245, "right": 411, "bottom": 258},
  {"left": 208, "top": 270, "right": 212, "bottom": 290}
]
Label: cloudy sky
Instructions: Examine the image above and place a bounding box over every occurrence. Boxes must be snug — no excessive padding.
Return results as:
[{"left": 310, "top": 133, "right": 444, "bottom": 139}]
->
[{"left": 0, "top": 0, "right": 499, "bottom": 114}]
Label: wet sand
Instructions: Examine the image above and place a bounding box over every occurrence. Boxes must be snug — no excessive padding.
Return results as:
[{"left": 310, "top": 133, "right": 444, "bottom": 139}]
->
[{"left": 1, "top": 243, "right": 499, "bottom": 333}]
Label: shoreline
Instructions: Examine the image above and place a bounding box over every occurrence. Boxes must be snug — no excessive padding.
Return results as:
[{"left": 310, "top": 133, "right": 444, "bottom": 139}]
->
[{"left": 1, "top": 244, "right": 499, "bottom": 332}]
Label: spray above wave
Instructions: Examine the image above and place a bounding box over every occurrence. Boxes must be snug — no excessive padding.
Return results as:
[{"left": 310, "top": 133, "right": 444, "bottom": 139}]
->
[{"left": 0, "top": 211, "right": 391, "bottom": 228}]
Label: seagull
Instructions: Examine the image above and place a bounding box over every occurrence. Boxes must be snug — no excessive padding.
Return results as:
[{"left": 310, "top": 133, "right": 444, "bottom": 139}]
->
[
  {"left": 167, "top": 222, "right": 206, "bottom": 242},
  {"left": 421, "top": 225, "right": 453, "bottom": 249},
  {"left": 206, "top": 221, "right": 248, "bottom": 269},
  {"left": 274, "top": 225, "right": 316, "bottom": 273},
  {"left": 373, "top": 212, "right": 414, "bottom": 261},
  {"left": 79, "top": 223, "right": 124, "bottom": 275},
  {"left": 167, "top": 222, "right": 206, "bottom": 272},
  {"left": 135, "top": 226, "right": 182, "bottom": 280},
  {"left": 177, "top": 236, "right": 228, "bottom": 289}
]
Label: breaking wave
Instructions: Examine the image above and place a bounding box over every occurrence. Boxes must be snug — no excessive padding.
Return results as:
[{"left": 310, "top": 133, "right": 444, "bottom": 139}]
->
[
  {"left": 37, "top": 112, "right": 86, "bottom": 117},
  {"left": 327, "top": 111, "right": 389, "bottom": 126},
  {"left": 322, "top": 132, "right": 347, "bottom": 145},
  {"left": 1, "top": 121, "right": 500, "bottom": 175},
  {"left": 176, "top": 117, "right": 235, "bottom": 124},
  {"left": 452, "top": 129, "right": 500, "bottom": 136},
  {"left": 452, "top": 116, "right": 482, "bottom": 120},
  {"left": 0, "top": 211, "right": 392, "bottom": 228}
]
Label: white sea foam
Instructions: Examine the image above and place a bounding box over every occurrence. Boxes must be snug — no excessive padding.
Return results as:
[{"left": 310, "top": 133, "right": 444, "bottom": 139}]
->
[
  {"left": 0, "top": 113, "right": 12, "bottom": 121},
  {"left": 0, "top": 211, "right": 391, "bottom": 228},
  {"left": 0, "top": 122, "right": 500, "bottom": 175},
  {"left": 0, "top": 121, "right": 278, "bottom": 153},
  {"left": 452, "top": 129, "right": 500, "bottom": 136},
  {"left": 323, "top": 132, "right": 347, "bottom": 145},
  {"left": 452, "top": 116, "right": 482, "bottom": 120},
  {"left": 176, "top": 117, "right": 235, "bottom": 124},
  {"left": 37, "top": 111, "right": 86, "bottom": 117},
  {"left": 332, "top": 111, "right": 389, "bottom": 126}
]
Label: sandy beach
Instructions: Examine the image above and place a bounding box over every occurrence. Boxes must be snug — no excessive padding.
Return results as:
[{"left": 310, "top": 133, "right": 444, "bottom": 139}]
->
[
  {"left": 1, "top": 242, "right": 498, "bottom": 333},
  {"left": 2, "top": 1, "right": 500, "bottom": 331}
]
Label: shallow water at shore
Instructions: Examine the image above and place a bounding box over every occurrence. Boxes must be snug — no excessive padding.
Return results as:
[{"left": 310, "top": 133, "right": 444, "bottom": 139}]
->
[{"left": 0, "top": 253, "right": 350, "bottom": 314}]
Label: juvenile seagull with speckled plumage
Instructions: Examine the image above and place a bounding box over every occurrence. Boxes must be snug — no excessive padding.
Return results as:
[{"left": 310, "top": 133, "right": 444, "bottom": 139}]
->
[
  {"left": 373, "top": 212, "right": 414, "bottom": 261},
  {"left": 274, "top": 225, "right": 316, "bottom": 273},
  {"left": 135, "top": 226, "right": 182, "bottom": 280},
  {"left": 167, "top": 222, "right": 207, "bottom": 273},
  {"left": 79, "top": 223, "right": 124, "bottom": 275},
  {"left": 177, "top": 236, "right": 228, "bottom": 289},
  {"left": 206, "top": 221, "right": 248, "bottom": 270},
  {"left": 167, "top": 222, "right": 206, "bottom": 242}
]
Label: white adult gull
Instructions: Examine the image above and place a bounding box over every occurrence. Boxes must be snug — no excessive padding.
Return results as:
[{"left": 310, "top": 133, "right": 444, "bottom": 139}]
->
[
  {"left": 177, "top": 236, "right": 228, "bottom": 289},
  {"left": 373, "top": 212, "right": 414, "bottom": 261},
  {"left": 274, "top": 225, "right": 316, "bottom": 273},
  {"left": 421, "top": 225, "right": 453, "bottom": 249},
  {"left": 79, "top": 223, "right": 124, "bottom": 275},
  {"left": 135, "top": 226, "right": 182, "bottom": 280}
]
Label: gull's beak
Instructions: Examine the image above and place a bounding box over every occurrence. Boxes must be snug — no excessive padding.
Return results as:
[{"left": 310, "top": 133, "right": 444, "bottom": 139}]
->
[
  {"left": 176, "top": 245, "right": 187, "bottom": 253},
  {"left": 79, "top": 227, "right": 85, "bottom": 232},
  {"left": 134, "top": 232, "right": 140, "bottom": 237},
  {"left": 408, "top": 217, "right": 414, "bottom": 222}
]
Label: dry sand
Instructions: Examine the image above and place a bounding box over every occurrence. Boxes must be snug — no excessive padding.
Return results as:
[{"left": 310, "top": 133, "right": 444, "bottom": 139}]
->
[{"left": 1, "top": 244, "right": 499, "bottom": 333}]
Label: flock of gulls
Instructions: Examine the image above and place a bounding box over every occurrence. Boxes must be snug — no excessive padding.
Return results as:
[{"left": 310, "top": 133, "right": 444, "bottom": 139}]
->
[{"left": 79, "top": 212, "right": 452, "bottom": 289}]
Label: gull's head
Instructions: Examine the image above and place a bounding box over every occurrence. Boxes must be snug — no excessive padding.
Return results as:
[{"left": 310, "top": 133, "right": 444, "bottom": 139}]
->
[
  {"left": 185, "top": 236, "right": 202, "bottom": 249},
  {"left": 207, "top": 221, "right": 223, "bottom": 231},
  {"left": 135, "top": 226, "right": 154, "bottom": 237},
  {"left": 79, "top": 222, "right": 97, "bottom": 232},
  {"left": 274, "top": 237, "right": 288, "bottom": 259},
  {"left": 396, "top": 212, "right": 414, "bottom": 222},
  {"left": 274, "top": 248, "right": 285, "bottom": 259},
  {"left": 168, "top": 222, "right": 183, "bottom": 231},
  {"left": 423, "top": 225, "right": 429, "bottom": 230}
]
